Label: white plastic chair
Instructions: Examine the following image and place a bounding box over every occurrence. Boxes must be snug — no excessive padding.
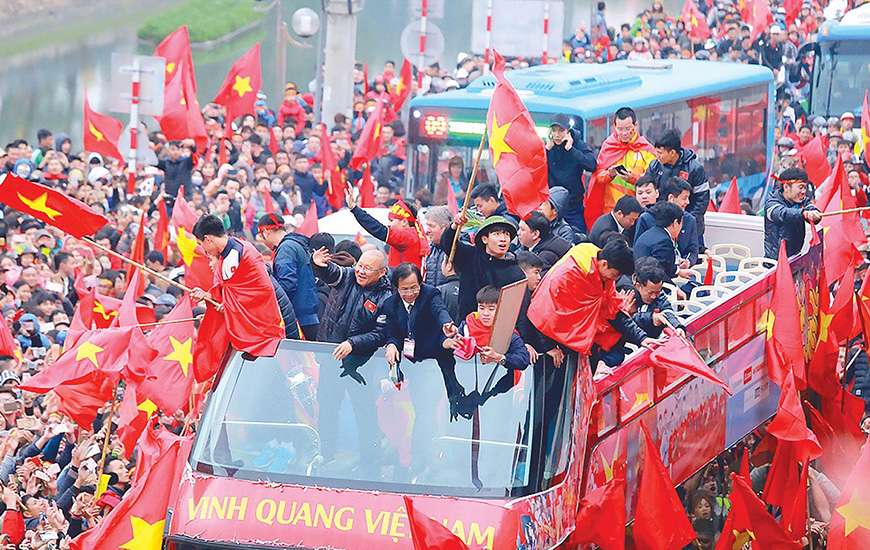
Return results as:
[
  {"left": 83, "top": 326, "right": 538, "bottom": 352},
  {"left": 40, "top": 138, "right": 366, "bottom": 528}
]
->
[
  {"left": 739, "top": 257, "right": 777, "bottom": 271},
  {"left": 715, "top": 271, "right": 756, "bottom": 288},
  {"left": 674, "top": 299, "right": 705, "bottom": 319},
  {"left": 690, "top": 254, "right": 726, "bottom": 282},
  {"left": 690, "top": 285, "right": 728, "bottom": 305},
  {"left": 709, "top": 243, "right": 752, "bottom": 263}
]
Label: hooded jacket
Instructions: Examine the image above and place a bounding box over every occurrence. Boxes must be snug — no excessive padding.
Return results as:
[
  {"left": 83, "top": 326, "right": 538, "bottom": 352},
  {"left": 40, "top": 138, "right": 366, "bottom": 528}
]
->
[
  {"left": 272, "top": 232, "right": 319, "bottom": 326},
  {"left": 16, "top": 314, "right": 51, "bottom": 350},
  {"left": 547, "top": 187, "right": 582, "bottom": 243}
]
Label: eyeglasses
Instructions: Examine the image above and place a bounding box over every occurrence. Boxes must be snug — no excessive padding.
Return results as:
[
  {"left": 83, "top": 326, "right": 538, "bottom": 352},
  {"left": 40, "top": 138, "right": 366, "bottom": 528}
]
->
[
  {"left": 397, "top": 285, "right": 420, "bottom": 295},
  {"left": 354, "top": 264, "right": 382, "bottom": 274}
]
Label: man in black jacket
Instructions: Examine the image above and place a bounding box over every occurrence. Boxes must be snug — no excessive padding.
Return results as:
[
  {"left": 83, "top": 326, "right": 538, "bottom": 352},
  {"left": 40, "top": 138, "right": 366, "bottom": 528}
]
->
[
  {"left": 440, "top": 215, "right": 526, "bottom": 320},
  {"left": 634, "top": 202, "right": 697, "bottom": 283},
  {"left": 157, "top": 140, "right": 194, "bottom": 206},
  {"left": 517, "top": 212, "right": 572, "bottom": 273},
  {"left": 470, "top": 184, "right": 518, "bottom": 225},
  {"left": 763, "top": 168, "right": 821, "bottom": 259},
  {"left": 546, "top": 113, "right": 597, "bottom": 234},
  {"left": 588, "top": 195, "right": 643, "bottom": 247},
  {"left": 311, "top": 247, "right": 391, "bottom": 473},
  {"left": 645, "top": 129, "right": 710, "bottom": 246},
  {"left": 631, "top": 257, "right": 685, "bottom": 338}
]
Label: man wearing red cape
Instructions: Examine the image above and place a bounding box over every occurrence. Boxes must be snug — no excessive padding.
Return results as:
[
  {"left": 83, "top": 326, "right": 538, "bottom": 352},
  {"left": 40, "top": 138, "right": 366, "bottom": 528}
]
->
[
  {"left": 584, "top": 107, "right": 657, "bottom": 230},
  {"left": 190, "top": 215, "right": 284, "bottom": 382}
]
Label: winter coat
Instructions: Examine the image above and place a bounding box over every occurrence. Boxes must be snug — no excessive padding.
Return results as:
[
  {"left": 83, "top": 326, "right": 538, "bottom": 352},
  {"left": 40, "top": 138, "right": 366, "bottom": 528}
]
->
[{"left": 272, "top": 233, "right": 319, "bottom": 326}]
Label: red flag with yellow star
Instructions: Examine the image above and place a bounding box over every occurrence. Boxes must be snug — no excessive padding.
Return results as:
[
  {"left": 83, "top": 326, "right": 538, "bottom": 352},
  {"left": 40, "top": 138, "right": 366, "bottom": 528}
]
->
[
  {"left": 350, "top": 100, "right": 385, "bottom": 170},
  {"left": 116, "top": 382, "right": 158, "bottom": 459},
  {"left": 321, "top": 123, "right": 345, "bottom": 210},
  {"left": 212, "top": 43, "right": 261, "bottom": 123},
  {"left": 54, "top": 376, "right": 116, "bottom": 429},
  {"left": 821, "top": 155, "right": 865, "bottom": 283},
  {"left": 70, "top": 432, "right": 192, "bottom": 550},
  {"left": 633, "top": 423, "right": 696, "bottom": 550},
  {"left": 153, "top": 197, "right": 170, "bottom": 261},
  {"left": 0, "top": 174, "right": 108, "bottom": 238},
  {"left": 766, "top": 370, "right": 822, "bottom": 462},
  {"left": 124, "top": 211, "right": 147, "bottom": 296},
  {"left": 170, "top": 189, "right": 213, "bottom": 291},
  {"left": 808, "top": 261, "right": 841, "bottom": 398},
  {"left": 154, "top": 25, "right": 196, "bottom": 93},
  {"left": 828, "top": 437, "right": 870, "bottom": 549},
  {"left": 83, "top": 93, "right": 124, "bottom": 162},
  {"left": 715, "top": 473, "right": 802, "bottom": 550},
  {"left": 762, "top": 242, "right": 806, "bottom": 388},
  {"left": 681, "top": 0, "right": 711, "bottom": 41},
  {"left": 139, "top": 294, "right": 195, "bottom": 414},
  {"left": 390, "top": 58, "right": 413, "bottom": 112},
  {"left": 18, "top": 327, "right": 133, "bottom": 392},
  {"left": 486, "top": 50, "right": 549, "bottom": 220}
]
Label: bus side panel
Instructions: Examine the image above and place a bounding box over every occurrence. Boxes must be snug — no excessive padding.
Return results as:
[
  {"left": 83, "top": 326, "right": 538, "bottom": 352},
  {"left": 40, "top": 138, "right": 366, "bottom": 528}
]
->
[{"left": 585, "top": 245, "right": 822, "bottom": 519}]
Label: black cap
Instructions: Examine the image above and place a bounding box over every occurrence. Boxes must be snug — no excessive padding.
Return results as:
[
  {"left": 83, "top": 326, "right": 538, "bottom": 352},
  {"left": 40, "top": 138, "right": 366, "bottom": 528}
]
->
[{"left": 550, "top": 113, "right": 573, "bottom": 129}]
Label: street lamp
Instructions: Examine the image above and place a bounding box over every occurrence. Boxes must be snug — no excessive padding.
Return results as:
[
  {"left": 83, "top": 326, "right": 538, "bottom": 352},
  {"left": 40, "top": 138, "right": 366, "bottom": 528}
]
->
[{"left": 291, "top": 7, "right": 325, "bottom": 124}]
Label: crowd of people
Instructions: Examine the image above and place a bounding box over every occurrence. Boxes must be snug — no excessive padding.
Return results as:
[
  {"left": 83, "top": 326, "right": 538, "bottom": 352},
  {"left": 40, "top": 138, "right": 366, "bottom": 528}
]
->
[{"left": 0, "top": 0, "right": 867, "bottom": 547}]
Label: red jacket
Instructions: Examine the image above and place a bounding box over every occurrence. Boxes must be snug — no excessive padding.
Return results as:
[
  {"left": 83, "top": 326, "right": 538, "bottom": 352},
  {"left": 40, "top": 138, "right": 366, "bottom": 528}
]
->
[{"left": 278, "top": 99, "right": 306, "bottom": 134}]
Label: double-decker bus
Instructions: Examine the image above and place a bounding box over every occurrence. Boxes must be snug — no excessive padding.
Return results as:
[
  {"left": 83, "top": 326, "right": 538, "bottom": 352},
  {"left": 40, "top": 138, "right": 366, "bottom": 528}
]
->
[
  {"left": 162, "top": 212, "right": 823, "bottom": 550},
  {"left": 406, "top": 59, "right": 774, "bottom": 202},
  {"left": 809, "top": 3, "right": 870, "bottom": 119}
]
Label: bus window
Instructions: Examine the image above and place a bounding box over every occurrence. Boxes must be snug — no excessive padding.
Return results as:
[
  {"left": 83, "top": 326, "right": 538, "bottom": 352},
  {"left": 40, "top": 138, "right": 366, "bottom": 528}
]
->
[
  {"left": 597, "top": 390, "right": 618, "bottom": 437},
  {"left": 411, "top": 143, "right": 494, "bottom": 196},
  {"left": 619, "top": 367, "right": 654, "bottom": 422},
  {"left": 585, "top": 116, "right": 610, "bottom": 150},
  {"left": 694, "top": 319, "right": 727, "bottom": 362}
]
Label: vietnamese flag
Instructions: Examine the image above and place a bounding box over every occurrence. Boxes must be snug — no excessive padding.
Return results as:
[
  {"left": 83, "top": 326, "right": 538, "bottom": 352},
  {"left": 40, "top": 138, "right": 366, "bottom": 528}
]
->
[
  {"left": 0, "top": 174, "right": 108, "bottom": 238},
  {"left": 528, "top": 243, "right": 625, "bottom": 354},
  {"left": 83, "top": 93, "right": 124, "bottom": 162},
  {"left": 806, "top": 400, "right": 860, "bottom": 488},
  {"left": 767, "top": 370, "right": 822, "bottom": 461},
  {"left": 192, "top": 300, "right": 230, "bottom": 383},
  {"left": 718, "top": 176, "right": 742, "bottom": 214},
  {"left": 77, "top": 291, "right": 121, "bottom": 330},
  {"left": 115, "top": 269, "right": 160, "bottom": 383},
  {"left": 297, "top": 201, "right": 319, "bottom": 237},
  {"left": 569, "top": 474, "right": 626, "bottom": 550},
  {"left": 808, "top": 261, "right": 841, "bottom": 398},
  {"left": 53, "top": 376, "right": 115, "bottom": 429},
  {"left": 350, "top": 100, "right": 385, "bottom": 170},
  {"left": 821, "top": 385, "right": 867, "bottom": 463},
  {"left": 403, "top": 496, "right": 470, "bottom": 550},
  {"left": 681, "top": 0, "right": 711, "bottom": 41},
  {"left": 744, "top": 0, "right": 773, "bottom": 40},
  {"left": 139, "top": 295, "right": 195, "bottom": 414},
  {"left": 649, "top": 327, "right": 732, "bottom": 394},
  {"left": 124, "top": 211, "right": 147, "bottom": 296},
  {"left": 830, "top": 263, "right": 857, "bottom": 345},
  {"left": 19, "top": 328, "right": 133, "bottom": 392},
  {"left": 715, "top": 474, "right": 801, "bottom": 550},
  {"left": 799, "top": 135, "right": 832, "bottom": 187},
  {"left": 320, "top": 124, "right": 345, "bottom": 210},
  {"left": 116, "top": 382, "right": 157, "bottom": 459},
  {"left": 486, "top": 50, "right": 549, "bottom": 220},
  {"left": 359, "top": 164, "right": 376, "bottom": 208},
  {"left": 828, "top": 438, "right": 870, "bottom": 549},
  {"left": 820, "top": 155, "right": 865, "bottom": 282},
  {"left": 154, "top": 25, "right": 196, "bottom": 92},
  {"left": 633, "top": 423, "right": 695, "bottom": 550},
  {"left": 761, "top": 242, "right": 807, "bottom": 388},
  {"left": 213, "top": 43, "right": 261, "bottom": 124},
  {"left": 390, "top": 58, "right": 413, "bottom": 112},
  {"left": 153, "top": 197, "right": 170, "bottom": 262},
  {"left": 0, "top": 314, "right": 20, "bottom": 361},
  {"left": 70, "top": 432, "right": 192, "bottom": 550}
]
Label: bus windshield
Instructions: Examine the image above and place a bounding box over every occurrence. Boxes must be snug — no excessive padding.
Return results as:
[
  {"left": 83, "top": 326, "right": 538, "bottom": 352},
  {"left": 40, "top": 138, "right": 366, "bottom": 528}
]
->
[
  {"left": 190, "top": 340, "right": 580, "bottom": 499},
  {"left": 812, "top": 40, "right": 870, "bottom": 116}
]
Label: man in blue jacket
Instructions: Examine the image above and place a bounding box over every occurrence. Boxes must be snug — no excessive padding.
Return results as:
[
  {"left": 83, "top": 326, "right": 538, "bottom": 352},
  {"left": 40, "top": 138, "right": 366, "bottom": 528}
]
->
[
  {"left": 633, "top": 177, "right": 699, "bottom": 267},
  {"left": 634, "top": 202, "right": 698, "bottom": 284},
  {"left": 257, "top": 213, "right": 320, "bottom": 339}
]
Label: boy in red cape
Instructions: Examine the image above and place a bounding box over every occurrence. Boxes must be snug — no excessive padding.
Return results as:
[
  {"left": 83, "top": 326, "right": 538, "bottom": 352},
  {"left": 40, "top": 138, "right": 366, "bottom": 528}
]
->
[
  {"left": 190, "top": 215, "right": 284, "bottom": 382},
  {"left": 583, "top": 107, "right": 656, "bottom": 229}
]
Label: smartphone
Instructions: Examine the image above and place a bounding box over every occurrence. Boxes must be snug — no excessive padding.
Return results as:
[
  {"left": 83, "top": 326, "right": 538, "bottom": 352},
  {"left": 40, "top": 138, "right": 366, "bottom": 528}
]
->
[
  {"left": 1, "top": 401, "right": 20, "bottom": 414},
  {"left": 80, "top": 458, "right": 97, "bottom": 472},
  {"left": 614, "top": 165, "right": 630, "bottom": 176},
  {"left": 33, "top": 470, "right": 50, "bottom": 483},
  {"left": 16, "top": 418, "right": 39, "bottom": 431}
]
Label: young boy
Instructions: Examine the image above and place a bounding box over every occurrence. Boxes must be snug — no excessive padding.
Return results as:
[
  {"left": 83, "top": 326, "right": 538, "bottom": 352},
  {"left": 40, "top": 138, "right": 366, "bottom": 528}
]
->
[
  {"left": 446, "top": 285, "right": 530, "bottom": 404},
  {"left": 631, "top": 257, "right": 685, "bottom": 338},
  {"left": 516, "top": 251, "right": 564, "bottom": 367}
]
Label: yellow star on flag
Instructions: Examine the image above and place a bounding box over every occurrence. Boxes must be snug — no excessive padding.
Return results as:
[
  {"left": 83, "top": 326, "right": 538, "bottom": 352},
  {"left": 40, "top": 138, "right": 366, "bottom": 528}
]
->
[
  {"left": 75, "top": 341, "right": 104, "bottom": 368},
  {"left": 818, "top": 311, "right": 833, "bottom": 343},
  {"left": 488, "top": 112, "right": 515, "bottom": 167},
  {"left": 630, "top": 392, "right": 650, "bottom": 413},
  {"left": 163, "top": 336, "right": 193, "bottom": 377},
  {"left": 232, "top": 75, "right": 253, "bottom": 98},
  {"left": 93, "top": 301, "right": 119, "bottom": 321},
  {"left": 176, "top": 227, "right": 199, "bottom": 267},
  {"left": 137, "top": 399, "right": 158, "bottom": 417},
  {"left": 393, "top": 79, "right": 406, "bottom": 96},
  {"left": 119, "top": 516, "right": 165, "bottom": 550},
  {"left": 836, "top": 494, "right": 870, "bottom": 536},
  {"left": 17, "top": 192, "right": 62, "bottom": 220},
  {"left": 758, "top": 308, "right": 775, "bottom": 340},
  {"left": 166, "top": 61, "right": 176, "bottom": 74},
  {"left": 374, "top": 122, "right": 382, "bottom": 140},
  {"left": 732, "top": 529, "right": 756, "bottom": 548},
  {"left": 88, "top": 121, "right": 105, "bottom": 142}
]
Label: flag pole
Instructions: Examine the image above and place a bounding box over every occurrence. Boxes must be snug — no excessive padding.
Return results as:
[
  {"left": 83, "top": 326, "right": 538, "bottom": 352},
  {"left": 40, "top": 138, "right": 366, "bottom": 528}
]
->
[
  {"left": 96, "top": 383, "right": 122, "bottom": 490},
  {"left": 818, "top": 206, "right": 870, "bottom": 218},
  {"left": 447, "top": 130, "right": 487, "bottom": 266},
  {"left": 82, "top": 237, "right": 221, "bottom": 308},
  {"left": 136, "top": 316, "right": 203, "bottom": 329}
]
